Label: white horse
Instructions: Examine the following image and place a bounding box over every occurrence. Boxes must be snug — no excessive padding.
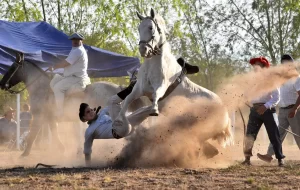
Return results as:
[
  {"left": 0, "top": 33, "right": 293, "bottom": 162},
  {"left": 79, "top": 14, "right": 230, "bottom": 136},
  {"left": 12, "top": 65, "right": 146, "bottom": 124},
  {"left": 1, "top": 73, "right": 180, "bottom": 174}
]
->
[{"left": 115, "top": 9, "right": 233, "bottom": 147}]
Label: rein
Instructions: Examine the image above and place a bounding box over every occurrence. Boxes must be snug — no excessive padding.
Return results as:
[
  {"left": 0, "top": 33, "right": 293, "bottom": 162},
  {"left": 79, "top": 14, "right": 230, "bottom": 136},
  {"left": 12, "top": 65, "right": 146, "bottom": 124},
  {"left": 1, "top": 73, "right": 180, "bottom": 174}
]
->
[
  {"left": 138, "top": 17, "right": 165, "bottom": 56},
  {"left": 5, "top": 61, "right": 50, "bottom": 94}
]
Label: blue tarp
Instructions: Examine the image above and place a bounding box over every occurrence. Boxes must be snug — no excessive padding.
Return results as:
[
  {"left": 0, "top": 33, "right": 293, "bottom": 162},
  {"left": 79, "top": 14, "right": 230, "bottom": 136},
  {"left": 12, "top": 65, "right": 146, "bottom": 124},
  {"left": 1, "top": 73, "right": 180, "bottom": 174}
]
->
[{"left": 0, "top": 20, "right": 140, "bottom": 77}]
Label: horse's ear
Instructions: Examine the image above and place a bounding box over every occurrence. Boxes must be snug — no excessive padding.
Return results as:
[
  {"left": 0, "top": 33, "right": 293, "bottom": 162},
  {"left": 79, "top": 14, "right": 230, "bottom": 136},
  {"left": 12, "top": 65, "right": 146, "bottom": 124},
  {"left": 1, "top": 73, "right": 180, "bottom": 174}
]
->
[
  {"left": 136, "top": 12, "right": 145, "bottom": 20},
  {"left": 150, "top": 8, "right": 155, "bottom": 18}
]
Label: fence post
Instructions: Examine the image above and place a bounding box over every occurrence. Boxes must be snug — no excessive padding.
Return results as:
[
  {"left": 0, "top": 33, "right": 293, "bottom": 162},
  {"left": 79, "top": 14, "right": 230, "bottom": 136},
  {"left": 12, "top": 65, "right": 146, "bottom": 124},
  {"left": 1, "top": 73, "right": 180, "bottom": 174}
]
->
[{"left": 16, "top": 93, "right": 20, "bottom": 150}]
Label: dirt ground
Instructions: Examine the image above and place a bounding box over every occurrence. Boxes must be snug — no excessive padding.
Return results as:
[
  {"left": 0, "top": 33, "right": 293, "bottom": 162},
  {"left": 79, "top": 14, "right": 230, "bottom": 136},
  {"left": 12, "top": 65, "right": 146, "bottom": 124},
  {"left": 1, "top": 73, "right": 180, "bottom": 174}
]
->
[
  {"left": 0, "top": 123, "right": 299, "bottom": 189},
  {"left": 0, "top": 142, "right": 299, "bottom": 190},
  {"left": 0, "top": 160, "right": 299, "bottom": 189}
]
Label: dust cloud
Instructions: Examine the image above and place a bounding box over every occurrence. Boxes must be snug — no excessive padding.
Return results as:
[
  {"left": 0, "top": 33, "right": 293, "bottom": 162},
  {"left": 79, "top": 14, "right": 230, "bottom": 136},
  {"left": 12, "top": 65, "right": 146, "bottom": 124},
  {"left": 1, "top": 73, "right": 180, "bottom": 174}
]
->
[{"left": 113, "top": 62, "right": 299, "bottom": 168}]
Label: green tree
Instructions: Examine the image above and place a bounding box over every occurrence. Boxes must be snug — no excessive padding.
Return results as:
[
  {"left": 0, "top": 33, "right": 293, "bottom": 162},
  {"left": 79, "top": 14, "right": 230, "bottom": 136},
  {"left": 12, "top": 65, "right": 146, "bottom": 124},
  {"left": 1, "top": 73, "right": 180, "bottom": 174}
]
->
[{"left": 210, "top": 0, "right": 300, "bottom": 64}]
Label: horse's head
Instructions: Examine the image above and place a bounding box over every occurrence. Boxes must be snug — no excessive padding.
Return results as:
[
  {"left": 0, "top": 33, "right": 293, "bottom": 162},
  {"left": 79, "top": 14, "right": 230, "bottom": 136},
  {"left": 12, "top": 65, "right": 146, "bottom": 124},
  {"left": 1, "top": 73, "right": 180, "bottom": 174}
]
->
[
  {"left": 137, "top": 8, "right": 166, "bottom": 58},
  {"left": 0, "top": 53, "right": 25, "bottom": 90}
]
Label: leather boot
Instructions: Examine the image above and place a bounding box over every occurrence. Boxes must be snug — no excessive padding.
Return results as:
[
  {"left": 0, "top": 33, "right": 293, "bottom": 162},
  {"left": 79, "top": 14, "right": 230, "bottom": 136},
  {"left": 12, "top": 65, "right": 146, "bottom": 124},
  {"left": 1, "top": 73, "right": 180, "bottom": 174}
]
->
[
  {"left": 241, "top": 156, "right": 251, "bottom": 165},
  {"left": 278, "top": 159, "right": 284, "bottom": 167},
  {"left": 177, "top": 57, "right": 199, "bottom": 74},
  {"left": 257, "top": 153, "right": 273, "bottom": 163},
  {"left": 117, "top": 81, "right": 137, "bottom": 100}
]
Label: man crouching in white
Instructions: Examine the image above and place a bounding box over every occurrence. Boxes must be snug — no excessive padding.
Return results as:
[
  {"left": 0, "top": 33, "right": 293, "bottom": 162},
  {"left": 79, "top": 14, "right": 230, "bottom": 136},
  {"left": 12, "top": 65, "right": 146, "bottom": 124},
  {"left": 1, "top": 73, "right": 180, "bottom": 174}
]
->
[{"left": 79, "top": 88, "right": 152, "bottom": 166}]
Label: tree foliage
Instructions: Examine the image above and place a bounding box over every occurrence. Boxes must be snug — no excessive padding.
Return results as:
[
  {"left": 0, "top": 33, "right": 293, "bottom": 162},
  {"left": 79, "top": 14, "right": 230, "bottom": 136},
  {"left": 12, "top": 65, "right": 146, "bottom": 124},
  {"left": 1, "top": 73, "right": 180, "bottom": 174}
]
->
[{"left": 2, "top": 0, "right": 298, "bottom": 94}]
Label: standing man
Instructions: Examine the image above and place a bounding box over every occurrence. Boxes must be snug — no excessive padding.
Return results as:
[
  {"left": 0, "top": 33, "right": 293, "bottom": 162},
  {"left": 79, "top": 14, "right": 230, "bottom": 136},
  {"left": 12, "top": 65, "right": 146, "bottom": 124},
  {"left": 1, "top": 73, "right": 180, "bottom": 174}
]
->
[
  {"left": 20, "top": 104, "right": 32, "bottom": 134},
  {"left": 242, "top": 57, "right": 285, "bottom": 166},
  {"left": 258, "top": 54, "right": 300, "bottom": 163},
  {"left": 49, "top": 33, "right": 91, "bottom": 117}
]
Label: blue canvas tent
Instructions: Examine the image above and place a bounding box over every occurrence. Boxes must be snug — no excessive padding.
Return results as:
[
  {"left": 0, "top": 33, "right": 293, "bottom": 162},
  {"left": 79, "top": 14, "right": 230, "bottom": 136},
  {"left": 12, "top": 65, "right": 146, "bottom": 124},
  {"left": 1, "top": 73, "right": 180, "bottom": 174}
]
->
[{"left": 0, "top": 20, "right": 140, "bottom": 77}]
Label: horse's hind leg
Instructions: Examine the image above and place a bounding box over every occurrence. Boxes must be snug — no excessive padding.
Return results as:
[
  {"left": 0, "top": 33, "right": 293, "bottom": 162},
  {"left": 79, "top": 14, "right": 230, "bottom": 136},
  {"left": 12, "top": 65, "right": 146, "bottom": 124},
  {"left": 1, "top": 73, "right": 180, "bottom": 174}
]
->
[{"left": 202, "top": 142, "right": 219, "bottom": 159}]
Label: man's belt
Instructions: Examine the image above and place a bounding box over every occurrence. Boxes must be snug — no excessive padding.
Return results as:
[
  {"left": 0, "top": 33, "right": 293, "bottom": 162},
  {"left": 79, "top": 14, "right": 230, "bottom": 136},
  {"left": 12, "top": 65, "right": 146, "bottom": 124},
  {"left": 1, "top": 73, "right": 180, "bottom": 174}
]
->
[
  {"left": 252, "top": 103, "right": 265, "bottom": 109},
  {"left": 280, "top": 104, "right": 295, "bottom": 109}
]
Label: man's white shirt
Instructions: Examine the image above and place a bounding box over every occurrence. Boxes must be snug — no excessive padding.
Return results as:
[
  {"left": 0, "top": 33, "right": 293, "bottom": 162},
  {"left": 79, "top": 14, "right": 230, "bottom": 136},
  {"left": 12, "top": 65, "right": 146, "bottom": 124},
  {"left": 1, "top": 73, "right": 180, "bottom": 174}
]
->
[
  {"left": 251, "top": 88, "right": 280, "bottom": 109},
  {"left": 278, "top": 76, "right": 300, "bottom": 108},
  {"left": 83, "top": 107, "right": 114, "bottom": 155},
  {"left": 64, "top": 45, "right": 89, "bottom": 79}
]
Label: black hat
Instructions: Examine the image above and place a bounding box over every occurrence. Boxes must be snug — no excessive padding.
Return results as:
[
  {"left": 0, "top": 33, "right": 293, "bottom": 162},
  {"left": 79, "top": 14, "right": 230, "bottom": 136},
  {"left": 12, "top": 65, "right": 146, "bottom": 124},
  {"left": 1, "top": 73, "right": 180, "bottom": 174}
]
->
[
  {"left": 281, "top": 54, "right": 294, "bottom": 63},
  {"left": 79, "top": 103, "right": 89, "bottom": 122}
]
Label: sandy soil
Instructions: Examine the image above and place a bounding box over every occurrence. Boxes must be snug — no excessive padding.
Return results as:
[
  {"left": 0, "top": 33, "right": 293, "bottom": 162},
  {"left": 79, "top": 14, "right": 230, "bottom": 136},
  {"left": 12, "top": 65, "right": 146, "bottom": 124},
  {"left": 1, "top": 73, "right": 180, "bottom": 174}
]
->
[
  {"left": 0, "top": 120, "right": 299, "bottom": 189},
  {"left": 0, "top": 160, "right": 299, "bottom": 189}
]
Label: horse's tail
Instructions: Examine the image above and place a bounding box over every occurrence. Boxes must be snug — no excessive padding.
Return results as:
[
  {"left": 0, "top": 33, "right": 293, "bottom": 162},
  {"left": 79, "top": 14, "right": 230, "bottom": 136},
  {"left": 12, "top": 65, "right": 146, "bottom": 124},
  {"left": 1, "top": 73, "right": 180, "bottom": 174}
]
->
[{"left": 214, "top": 114, "right": 234, "bottom": 147}]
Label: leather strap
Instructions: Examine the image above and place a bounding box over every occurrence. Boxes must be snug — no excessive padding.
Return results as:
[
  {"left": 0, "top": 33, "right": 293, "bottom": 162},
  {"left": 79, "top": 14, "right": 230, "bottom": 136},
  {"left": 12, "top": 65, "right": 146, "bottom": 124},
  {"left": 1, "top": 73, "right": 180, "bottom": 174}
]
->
[{"left": 157, "top": 69, "right": 186, "bottom": 102}]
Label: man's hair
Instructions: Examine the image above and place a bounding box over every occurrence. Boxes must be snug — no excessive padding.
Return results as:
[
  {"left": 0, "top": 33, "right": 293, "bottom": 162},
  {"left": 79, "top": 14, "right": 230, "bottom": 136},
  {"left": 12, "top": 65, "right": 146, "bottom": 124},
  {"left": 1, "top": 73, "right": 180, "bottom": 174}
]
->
[
  {"left": 23, "top": 104, "right": 30, "bottom": 111},
  {"left": 79, "top": 103, "right": 89, "bottom": 122}
]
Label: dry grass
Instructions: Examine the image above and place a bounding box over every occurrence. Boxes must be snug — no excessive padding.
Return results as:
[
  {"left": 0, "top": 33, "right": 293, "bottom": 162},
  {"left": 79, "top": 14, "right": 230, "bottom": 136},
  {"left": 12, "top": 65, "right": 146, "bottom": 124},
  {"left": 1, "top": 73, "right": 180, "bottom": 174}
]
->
[{"left": 0, "top": 161, "right": 299, "bottom": 189}]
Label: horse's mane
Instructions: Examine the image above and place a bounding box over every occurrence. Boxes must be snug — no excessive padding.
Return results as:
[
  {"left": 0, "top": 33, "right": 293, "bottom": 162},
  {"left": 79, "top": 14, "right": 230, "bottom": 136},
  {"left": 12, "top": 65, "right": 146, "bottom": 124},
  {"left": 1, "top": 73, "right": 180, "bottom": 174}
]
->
[{"left": 153, "top": 14, "right": 167, "bottom": 35}]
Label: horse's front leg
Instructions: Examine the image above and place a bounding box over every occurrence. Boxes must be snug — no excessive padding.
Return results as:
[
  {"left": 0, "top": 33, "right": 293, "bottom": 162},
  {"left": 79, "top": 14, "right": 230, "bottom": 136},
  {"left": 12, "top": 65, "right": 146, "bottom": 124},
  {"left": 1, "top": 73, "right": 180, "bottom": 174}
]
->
[
  {"left": 113, "top": 85, "right": 143, "bottom": 137},
  {"left": 119, "top": 84, "right": 143, "bottom": 117},
  {"left": 150, "top": 85, "right": 168, "bottom": 116}
]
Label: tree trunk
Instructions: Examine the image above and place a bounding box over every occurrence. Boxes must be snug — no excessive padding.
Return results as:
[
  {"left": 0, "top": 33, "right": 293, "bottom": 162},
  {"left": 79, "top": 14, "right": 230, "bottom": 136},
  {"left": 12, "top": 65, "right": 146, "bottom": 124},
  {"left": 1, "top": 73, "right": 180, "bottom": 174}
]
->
[
  {"left": 57, "top": 0, "right": 61, "bottom": 30},
  {"left": 264, "top": 0, "right": 276, "bottom": 64},
  {"left": 41, "top": 0, "right": 46, "bottom": 21},
  {"left": 21, "top": 0, "right": 29, "bottom": 21},
  {"left": 278, "top": 0, "right": 284, "bottom": 58}
]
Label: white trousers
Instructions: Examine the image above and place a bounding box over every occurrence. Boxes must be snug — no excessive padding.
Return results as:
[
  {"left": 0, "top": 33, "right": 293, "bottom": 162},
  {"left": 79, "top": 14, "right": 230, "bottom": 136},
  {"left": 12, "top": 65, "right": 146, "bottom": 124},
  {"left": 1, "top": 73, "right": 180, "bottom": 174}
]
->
[
  {"left": 50, "top": 74, "right": 90, "bottom": 115},
  {"left": 267, "top": 107, "right": 300, "bottom": 156}
]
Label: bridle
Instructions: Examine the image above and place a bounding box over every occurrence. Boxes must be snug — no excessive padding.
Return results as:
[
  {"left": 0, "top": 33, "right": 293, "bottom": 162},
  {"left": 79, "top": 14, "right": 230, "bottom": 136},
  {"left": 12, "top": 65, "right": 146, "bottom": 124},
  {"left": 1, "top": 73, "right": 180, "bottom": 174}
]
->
[
  {"left": 4, "top": 53, "right": 50, "bottom": 94},
  {"left": 138, "top": 17, "right": 165, "bottom": 56}
]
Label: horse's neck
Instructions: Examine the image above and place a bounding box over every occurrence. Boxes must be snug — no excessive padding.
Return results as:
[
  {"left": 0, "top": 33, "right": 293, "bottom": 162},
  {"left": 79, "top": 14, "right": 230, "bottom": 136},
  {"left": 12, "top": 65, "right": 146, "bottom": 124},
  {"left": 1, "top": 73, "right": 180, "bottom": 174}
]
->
[
  {"left": 23, "top": 63, "right": 52, "bottom": 109},
  {"left": 146, "top": 42, "right": 182, "bottom": 75}
]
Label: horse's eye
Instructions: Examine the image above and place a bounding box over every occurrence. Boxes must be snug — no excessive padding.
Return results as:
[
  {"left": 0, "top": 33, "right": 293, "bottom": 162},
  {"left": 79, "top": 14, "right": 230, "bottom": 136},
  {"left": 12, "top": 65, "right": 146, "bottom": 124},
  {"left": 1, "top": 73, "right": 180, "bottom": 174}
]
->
[{"left": 149, "top": 26, "right": 153, "bottom": 30}]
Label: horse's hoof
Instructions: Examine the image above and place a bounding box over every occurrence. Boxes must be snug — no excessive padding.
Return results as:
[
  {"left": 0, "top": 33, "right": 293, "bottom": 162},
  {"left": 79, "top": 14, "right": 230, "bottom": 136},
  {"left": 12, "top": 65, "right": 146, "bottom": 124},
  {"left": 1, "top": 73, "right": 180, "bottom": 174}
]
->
[
  {"left": 149, "top": 107, "right": 159, "bottom": 116},
  {"left": 149, "top": 112, "right": 159, "bottom": 116},
  {"left": 202, "top": 142, "right": 219, "bottom": 159}
]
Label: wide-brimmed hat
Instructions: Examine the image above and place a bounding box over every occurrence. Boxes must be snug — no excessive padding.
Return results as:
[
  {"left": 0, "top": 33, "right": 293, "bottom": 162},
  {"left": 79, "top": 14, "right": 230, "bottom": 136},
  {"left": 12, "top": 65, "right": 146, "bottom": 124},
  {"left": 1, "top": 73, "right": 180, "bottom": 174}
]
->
[
  {"left": 3, "top": 107, "right": 15, "bottom": 116},
  {"left": 249, "top": 57, "right": 270, "bottom": 68},
  {"left": 68, "top": 33, "right": 85, "bottom": 40}
]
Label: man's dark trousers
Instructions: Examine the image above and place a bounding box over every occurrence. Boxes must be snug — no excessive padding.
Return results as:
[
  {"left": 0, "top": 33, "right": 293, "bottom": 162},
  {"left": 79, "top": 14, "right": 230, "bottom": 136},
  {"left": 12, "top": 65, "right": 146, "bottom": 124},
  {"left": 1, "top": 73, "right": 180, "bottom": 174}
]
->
[{"left": 244, "top": 107, "right": 285, "bottom": 160}]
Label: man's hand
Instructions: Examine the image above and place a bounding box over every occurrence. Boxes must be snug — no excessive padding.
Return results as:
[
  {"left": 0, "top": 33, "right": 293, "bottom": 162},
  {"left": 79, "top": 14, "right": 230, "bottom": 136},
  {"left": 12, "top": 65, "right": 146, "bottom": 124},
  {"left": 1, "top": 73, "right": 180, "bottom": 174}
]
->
[
  {"left": 256, "top": 105, "right": 267, "bottom": 115},
  {"left": 288, "top": 108, "right": 297, "bottom": 118},
  {"left": 47, "top": 66, "right": 55, "bottom": 72},
  {"left": 85, "top": 154, "right": 91, "bottom": 167}
]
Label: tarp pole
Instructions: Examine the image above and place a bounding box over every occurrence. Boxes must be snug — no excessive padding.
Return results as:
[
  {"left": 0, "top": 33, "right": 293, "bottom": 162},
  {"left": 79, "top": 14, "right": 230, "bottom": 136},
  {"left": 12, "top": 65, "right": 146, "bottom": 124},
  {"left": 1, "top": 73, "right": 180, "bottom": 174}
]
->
[{"left": 16, "top": 94, "right": 20, "bottom": 150}]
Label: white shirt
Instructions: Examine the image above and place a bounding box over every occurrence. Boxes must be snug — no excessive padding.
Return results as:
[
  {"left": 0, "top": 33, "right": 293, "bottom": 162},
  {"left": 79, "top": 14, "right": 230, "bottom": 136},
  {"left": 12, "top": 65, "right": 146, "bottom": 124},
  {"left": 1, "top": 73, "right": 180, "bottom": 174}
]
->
[
  {"left": 251, "top": 88, "right": 280, "bottom": 109},
  {"left": 278, "top": 77, "right": 300, "bottom": 108},
  {"left": 64, "top": 45, "right": 89, "bottom": 78},
  {"left": 83, "top": 107, "right": 114, "bottom": 155}
]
